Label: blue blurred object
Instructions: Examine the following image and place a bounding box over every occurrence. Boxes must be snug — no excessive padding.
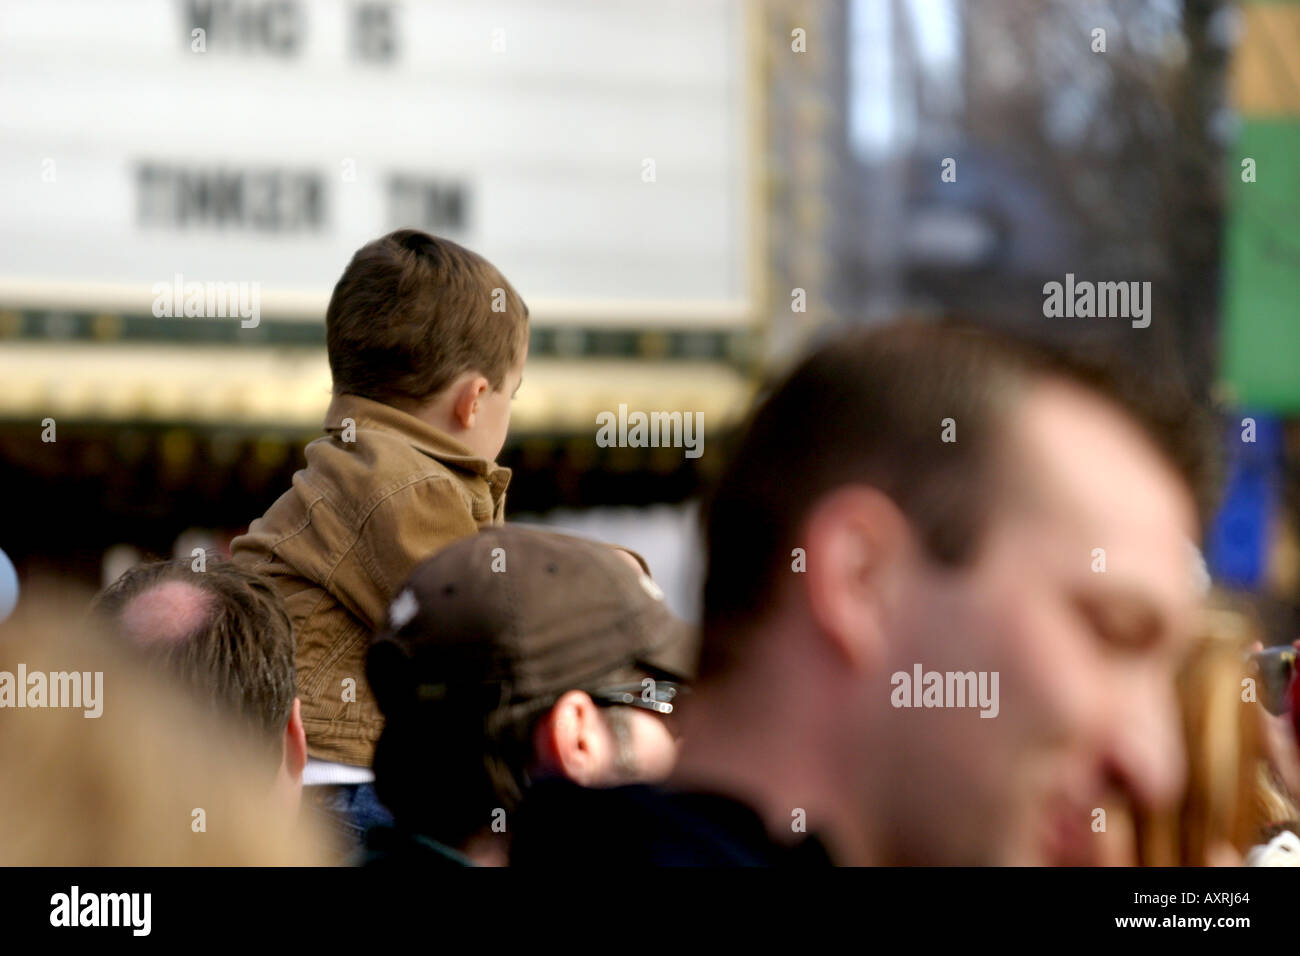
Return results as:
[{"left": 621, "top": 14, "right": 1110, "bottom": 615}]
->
[
  {"left": 1206, "top": 411, "right": 1283, "bottom": 590},
  {"left": 0, "top": 547, "right": 18, "bottom": 622}
]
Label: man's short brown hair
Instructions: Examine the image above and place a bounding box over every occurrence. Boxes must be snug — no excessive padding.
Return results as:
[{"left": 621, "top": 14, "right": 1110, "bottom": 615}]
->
[
  {"left": 700, "top": 320, "right": 1216, "bottom": 679},
  {"left": 92, "top": 558, "right": 296, "bottom": 756},
  {"left": 325, "top": 229, "right": 529, "bottom": 407}
]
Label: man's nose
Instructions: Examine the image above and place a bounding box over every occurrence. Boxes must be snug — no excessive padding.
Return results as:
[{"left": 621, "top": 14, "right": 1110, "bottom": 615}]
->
[{"left": 1104, "top": 681, "right": 1186, "bottom": 814}]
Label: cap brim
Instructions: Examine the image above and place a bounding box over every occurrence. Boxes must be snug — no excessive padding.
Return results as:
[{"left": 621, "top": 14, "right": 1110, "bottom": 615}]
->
[{"left": 636, "top": 614, "right": 700, "bottom": 683}]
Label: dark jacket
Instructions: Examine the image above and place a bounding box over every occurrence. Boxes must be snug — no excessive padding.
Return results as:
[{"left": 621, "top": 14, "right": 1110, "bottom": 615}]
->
[
  {"left": 359, "top": 825, "right": 477, "bottom": 868},
  {"left": 510, "top": 780, "right": 833, "bottom": 867}
]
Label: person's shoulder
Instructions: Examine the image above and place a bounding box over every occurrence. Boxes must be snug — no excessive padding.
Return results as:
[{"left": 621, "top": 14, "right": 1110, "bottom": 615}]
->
[{"left": 306, "top": 424, "right": 470, "bottom": 513}]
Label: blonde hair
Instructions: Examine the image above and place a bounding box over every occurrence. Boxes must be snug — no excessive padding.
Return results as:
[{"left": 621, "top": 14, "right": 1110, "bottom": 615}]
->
[
  {"left": 1135, "top": 602, "right": 1297, "bottom": 865},
  {"left": 0, "top": 604, "right": 331, "bottom": 865}
]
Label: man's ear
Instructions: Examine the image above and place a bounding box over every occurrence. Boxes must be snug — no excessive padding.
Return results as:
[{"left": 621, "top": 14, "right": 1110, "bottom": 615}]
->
[
  {"left": 532, "top": 690, "right": 612, "bottom": 787},
  {"left": 283, "top": 697, "right": 308, "bottom": 785},
  {"left": 452, "top": 374, "right": 491, "bottom": 430},
  {"left": 799, "top": 485, "right": 908, "bottom": 675}
]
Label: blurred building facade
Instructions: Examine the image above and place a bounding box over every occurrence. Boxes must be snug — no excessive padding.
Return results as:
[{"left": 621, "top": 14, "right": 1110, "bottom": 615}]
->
[{"left": 0, "top": 0, "right": 1295, "bottom": 628}]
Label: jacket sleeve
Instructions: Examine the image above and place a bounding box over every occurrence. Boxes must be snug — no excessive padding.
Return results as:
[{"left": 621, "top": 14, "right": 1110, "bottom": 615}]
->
[{"left": 345, "top": 475, "right": 482, "bottom": 630}]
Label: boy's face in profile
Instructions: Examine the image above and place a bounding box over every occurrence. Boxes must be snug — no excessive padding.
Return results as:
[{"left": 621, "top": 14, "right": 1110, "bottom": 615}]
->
[{"left": 464, "top": 342, "right": 527, "bottom": 463}]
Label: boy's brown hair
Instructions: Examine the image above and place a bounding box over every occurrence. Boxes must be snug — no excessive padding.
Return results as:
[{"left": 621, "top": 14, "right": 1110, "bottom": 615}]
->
[{"left": 325, "top": 229, "right": 529, "bottom": 407}]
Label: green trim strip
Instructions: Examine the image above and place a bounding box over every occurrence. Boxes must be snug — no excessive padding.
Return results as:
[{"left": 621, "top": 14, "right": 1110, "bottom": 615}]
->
[{"left": 0, "top": 309, "right": 758, "bottom": 365}]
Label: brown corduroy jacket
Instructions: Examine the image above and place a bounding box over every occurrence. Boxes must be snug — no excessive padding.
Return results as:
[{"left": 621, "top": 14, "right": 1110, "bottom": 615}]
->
[{"left": 231, "top": 393, "right": 510, "bottom": 767}]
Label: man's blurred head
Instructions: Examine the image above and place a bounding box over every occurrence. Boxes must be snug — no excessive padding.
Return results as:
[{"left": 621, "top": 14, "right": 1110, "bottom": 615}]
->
[
  {"left": 699, "top": 321, "right": 1213, "bottom": 864},
  {"left": 92, "top": 558, "right": 307, "bottom": 810},
  {"left": 367, "top": 526, "right": 696, "bottom": 863},
  {"left": 0, "top": 605, "right": 326, "bottom": 865}
]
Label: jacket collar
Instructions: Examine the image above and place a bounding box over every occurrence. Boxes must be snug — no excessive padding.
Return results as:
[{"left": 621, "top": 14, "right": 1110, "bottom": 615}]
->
[{"left": 323, "top": 393, "right": 510, "bottom": 491}]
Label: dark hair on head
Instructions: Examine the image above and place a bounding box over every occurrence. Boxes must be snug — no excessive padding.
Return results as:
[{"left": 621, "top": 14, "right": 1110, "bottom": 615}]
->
[
  {"left": 91, "top": 557, "right": 296, "bottom": 761},
  {"left": 325, "top": 229, "right": 529, "bottom": 408},
  {"left": 699, "top": 320, "right": 1217, "bottom": 679}
]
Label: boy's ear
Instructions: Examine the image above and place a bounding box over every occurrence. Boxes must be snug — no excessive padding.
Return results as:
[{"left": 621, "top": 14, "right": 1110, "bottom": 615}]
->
[{"left": 452, "top": 375, "right": 490, "bottom": 429}]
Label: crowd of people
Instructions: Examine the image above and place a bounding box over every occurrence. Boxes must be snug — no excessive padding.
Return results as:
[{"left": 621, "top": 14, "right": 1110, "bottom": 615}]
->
[{"left": 3, "top": 229, "right": 1297, "bottom": 867}]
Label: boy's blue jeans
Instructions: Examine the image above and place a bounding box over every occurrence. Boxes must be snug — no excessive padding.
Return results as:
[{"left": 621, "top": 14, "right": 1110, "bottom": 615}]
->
[{"left": 309, "top": 782, "right": 395, "bottom": 850}]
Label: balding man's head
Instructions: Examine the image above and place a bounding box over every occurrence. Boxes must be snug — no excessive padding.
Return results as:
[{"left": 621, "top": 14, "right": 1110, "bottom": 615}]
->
[
  {"left": 93, "top": 558, "right": 297, "bottom": 752},
  {"left": 118, "top": 579, "right": 214, "bottom": 646}
]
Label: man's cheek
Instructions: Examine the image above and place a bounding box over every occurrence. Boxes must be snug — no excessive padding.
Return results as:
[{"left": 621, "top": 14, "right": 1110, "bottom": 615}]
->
[{"left": 1002, "top": 605, "right": 1099, "bottom": 743}]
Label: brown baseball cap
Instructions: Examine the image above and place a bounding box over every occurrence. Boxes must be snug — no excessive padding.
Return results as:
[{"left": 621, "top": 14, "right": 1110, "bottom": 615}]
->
[{"left": 367, "top": 526, "right": 698, "bottom": 716}]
